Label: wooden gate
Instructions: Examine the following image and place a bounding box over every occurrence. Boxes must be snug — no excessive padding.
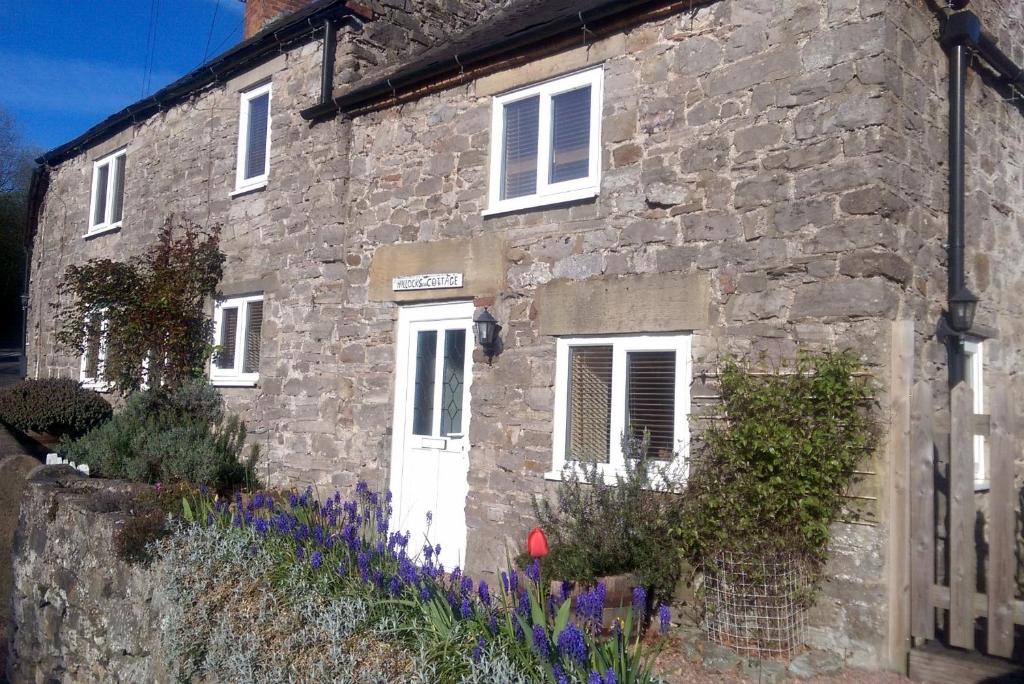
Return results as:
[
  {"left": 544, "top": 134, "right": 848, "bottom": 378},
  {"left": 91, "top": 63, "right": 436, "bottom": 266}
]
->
[{"left": 907, "top": 375, "right": 1022, "bottom": 671}]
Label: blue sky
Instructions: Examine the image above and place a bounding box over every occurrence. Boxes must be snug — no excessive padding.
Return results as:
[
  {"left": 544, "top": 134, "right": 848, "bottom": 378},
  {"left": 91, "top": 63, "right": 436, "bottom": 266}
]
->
[{"left": 0, "top": 0, "right": 246, "bottom": 154}]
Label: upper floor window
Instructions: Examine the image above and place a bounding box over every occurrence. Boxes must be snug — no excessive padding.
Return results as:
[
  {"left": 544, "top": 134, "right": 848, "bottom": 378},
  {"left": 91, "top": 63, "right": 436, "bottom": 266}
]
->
[
  {"left": 486, "top": 67, "right": 603, "bottom": 215},
  {"left": 211, "top": 294, "right": 264, "bottom": 386},
  {"left": 80, "top": 313, "right": 108, "bottom": 391},
  {"left": 234, "top": 82, "right": 272, "bottom": 194},
  {"left": 549, "top": 333, "right": 690, "bottom": 482},
  {"left": 88, "top": 149, "right": 125, "bottom": 236}
]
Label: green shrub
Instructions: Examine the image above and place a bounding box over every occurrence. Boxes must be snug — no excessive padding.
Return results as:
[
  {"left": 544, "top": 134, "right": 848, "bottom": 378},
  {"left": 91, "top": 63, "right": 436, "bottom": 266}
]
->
[
  {"left": 531, "top": 432, "right": 685, "bottom": 607},
  {"left": 677, "top": 352, "right": 877, "bottom": 579},
  {"left": 60, "top": 381, "right": 259, "bottom": 492},
  {"left": 0, "top": 377, "right": 112, "bottom": 437}
]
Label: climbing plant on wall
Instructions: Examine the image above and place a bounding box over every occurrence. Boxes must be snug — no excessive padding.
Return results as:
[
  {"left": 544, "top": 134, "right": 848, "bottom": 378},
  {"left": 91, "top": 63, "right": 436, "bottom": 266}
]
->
[{"left": 56, "top": 216, "right": 224, "bottom": 394}]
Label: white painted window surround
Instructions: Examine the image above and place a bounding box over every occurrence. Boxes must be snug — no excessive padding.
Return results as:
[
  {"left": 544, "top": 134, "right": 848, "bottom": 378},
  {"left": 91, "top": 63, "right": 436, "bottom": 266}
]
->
[
  {"left": 211, "top": 294, "right": 264, "bottom": 387},
  {"left": 963, "top": 340, "right": 988, "bottom": 490},
  {"left": 86, "top": 148, "right": 126, "bottom": 237},
  {"left": 485, "top": 66, "right": 603, "bottom": 216},
  {"left": 549, "top": 333, "right": 691, "bottom": 484},
  {"left": 233, "top": 82, "right": 272, "bottom": 195},
  {"left": 79, "top": 313, "right": 109, "bottom": 392}
]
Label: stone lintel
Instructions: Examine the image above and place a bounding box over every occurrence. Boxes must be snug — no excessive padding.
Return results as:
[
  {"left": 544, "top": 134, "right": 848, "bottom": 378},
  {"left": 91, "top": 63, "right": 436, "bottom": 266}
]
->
[
  {"left": 368, "top": 234, "right": 506, "bottom": 302},
  {"left": 536, "top": 271, "right": 711, "bottom": 336}
]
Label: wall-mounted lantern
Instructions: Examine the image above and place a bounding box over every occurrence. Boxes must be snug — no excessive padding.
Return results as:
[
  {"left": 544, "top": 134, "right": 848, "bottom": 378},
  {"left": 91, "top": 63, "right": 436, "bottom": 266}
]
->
[
  {"left": 948, "top": 286, "right": 978, "bottom": 334},
  {"left": 473, "top": 308, "right": 501, "bottom": 364}
]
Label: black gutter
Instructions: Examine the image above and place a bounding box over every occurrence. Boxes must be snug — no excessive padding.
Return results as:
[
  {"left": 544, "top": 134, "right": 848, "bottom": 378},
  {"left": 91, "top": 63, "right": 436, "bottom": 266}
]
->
[
  {"left": 39, "top": 0, "right": 361, "bottom": 167},
  {"left": 301, "top": 0, "right": 677, "bottom": 120},
  {"left": 940, "top": 10, "right": 1024, "bottom": 386}
]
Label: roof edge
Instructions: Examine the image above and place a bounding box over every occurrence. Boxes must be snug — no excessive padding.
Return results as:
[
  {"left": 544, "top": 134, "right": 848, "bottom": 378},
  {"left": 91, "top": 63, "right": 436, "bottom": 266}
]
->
[{"left": 39, "top": 0, "right": 363, "bottom": 167}]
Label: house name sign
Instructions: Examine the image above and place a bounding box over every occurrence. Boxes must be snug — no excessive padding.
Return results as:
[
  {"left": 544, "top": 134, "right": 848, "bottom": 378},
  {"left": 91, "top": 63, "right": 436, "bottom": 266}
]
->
[{"left": 392, "top": 272, "right": 464, "bottom": 292}]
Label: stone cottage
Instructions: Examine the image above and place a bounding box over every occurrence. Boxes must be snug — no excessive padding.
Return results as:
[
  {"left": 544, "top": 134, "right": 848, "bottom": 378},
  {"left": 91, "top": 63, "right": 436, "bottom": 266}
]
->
[{"left": 23, "top": 0, "right": 1024, "bottom": 672}]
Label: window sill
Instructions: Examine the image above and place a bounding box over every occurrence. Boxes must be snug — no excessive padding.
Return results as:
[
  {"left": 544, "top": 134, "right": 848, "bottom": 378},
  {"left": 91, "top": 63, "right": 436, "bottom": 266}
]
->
[
  {"left": 545, "top": 460, "right": 686, "bottom": 489},
  {"left": 974, "top": 479, "right": 990, "bottom": 492},
  {"left": 82, "top": 223, "right": 122, "bottom": 239},
  {"left": 231, "top": 181, "right": 267, "bottom": 197},
  {"left": 211, "top": 378, "right": 259, "bottom": 388},
  {"left": 483, "top": 187, "right": 599, "bottom": 217},
  {"left": 80, "top": 381, "right": 111, "bottom": 393}
]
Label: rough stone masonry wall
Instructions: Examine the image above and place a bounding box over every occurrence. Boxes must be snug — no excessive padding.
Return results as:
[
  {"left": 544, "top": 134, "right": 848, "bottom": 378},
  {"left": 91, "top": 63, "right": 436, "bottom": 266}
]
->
[
  {"left": 342, "top": 0, "right": 904, "bottom": 667},
  {"left": 7, "top": 467, "right": 170, "bottom": 683},
  {"left": 886, "top": 0, "right": 1024, "bottom": 597}
]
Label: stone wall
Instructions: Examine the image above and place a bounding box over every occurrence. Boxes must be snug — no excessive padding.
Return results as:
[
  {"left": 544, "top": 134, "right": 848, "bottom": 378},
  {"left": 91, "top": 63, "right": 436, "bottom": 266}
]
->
[
  {"left": 7, "top": 466, "right": 168, "bottom": 683},
  {"left": 27, "top": 0, "right": 1016, "bottom": 669}
]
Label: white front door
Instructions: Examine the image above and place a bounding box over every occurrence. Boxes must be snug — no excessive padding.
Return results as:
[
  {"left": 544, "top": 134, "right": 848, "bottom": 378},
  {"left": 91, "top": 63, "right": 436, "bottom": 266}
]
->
[{"left": 390, "top": 301, "right": 474, "bottom": 571}]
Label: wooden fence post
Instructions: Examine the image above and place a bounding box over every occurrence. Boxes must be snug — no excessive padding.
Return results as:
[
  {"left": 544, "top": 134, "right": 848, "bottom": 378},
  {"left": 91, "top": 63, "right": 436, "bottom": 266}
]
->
[
  {"left": 909, "top": 380, "right": 935, "bottom": 641},
  {"left": 948, "top": 382, "right": 975, "bottom": 649},
  {"left": 986, "top": 381, "right": 1015, "bottom": 658},
  {"left": 887, "top": 320, "right": 914, "bottom": 671}
]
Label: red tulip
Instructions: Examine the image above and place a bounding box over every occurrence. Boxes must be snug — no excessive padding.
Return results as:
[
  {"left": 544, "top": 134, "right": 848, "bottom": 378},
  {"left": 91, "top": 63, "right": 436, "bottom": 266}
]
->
[{"left": 527, "top": 527, "right": 549, "bottom": 558}]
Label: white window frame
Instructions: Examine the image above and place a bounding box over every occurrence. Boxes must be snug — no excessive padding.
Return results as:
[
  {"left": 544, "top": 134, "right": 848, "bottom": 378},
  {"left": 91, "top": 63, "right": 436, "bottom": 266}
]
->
[
  {"left": 79, "top": 314, "right": 109, "bottom": 392},
  {"left": 233, "top": 82, "right": 272, "bottom": 195},
  {"left": 211, "top": 294, "right": 264, "bottom": 387},
  {"left": 549, "top": 333, "right": 691, "bottom": 484},
  {"left": 963, "top": 340, "right": 987, "bottom": 490},
  {"left": 86, "top": 148, "right": 126, "bottom": 237},
  {"left": 484, "top": 66, "right": 604, "bottom": 216}
]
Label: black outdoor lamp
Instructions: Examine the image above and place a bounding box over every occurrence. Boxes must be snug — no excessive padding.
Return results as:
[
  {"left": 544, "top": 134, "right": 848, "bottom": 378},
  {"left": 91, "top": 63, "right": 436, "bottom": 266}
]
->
[
  {"left": 473, "top": 308, "right": 501, "bottom": 363},
  {"left": 948, "top": 285, "right": 978, "bottom": 334}
]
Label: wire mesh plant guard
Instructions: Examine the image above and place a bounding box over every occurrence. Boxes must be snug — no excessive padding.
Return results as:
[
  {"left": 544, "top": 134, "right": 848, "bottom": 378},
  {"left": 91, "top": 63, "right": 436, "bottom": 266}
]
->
[{"left": 703, "top": 550, "right": 807, "bottom": 660}]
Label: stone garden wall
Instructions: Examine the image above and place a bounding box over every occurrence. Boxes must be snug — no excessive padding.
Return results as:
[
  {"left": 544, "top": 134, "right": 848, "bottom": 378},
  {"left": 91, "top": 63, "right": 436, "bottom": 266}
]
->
[{"left": 7, "top": 466, "right": 168, "bottom": 683}]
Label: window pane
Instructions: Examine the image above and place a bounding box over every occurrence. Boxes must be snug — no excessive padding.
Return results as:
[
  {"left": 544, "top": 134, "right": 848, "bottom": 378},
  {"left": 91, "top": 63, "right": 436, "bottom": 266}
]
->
[
  {"left": 245, "top": 92, "right": 270, "bottom": 180},
  {"left": 626, "top": 351, "right": 676, "bottom": 460},
  {"left": 501, "top": 95, "right": 539, "bottom": 200},
  {"left": 93, "top": 163, "right": 109, "bottom": 225},
  {"left": 110, "top": 154, "right": 125, "bottom": 224},
  {"left": 567, "top": 345, "right": 613, "bottom": 463},
  {"left": 217, "top": 307, "right": 239, "bottom": 369},
  {"left": 83, "top": 316, "right": 102, "bottom": 379},
  {"left": 550, "top": 86, "right": 591, "bottom": 184},
  {"left": 412, "top": 330, "right": 437, "bottom": 436},
  {"left": 242, "top": 300, "right": 263, "bottom": 374},
  {"left": 440, "top": 329, "right": 466, "bottom": 435}
]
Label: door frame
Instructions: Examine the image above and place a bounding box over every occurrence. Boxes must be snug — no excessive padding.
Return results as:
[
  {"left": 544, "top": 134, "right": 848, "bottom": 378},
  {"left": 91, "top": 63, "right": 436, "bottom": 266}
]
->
[{"left": 388, "top": 299, "right": 475, "bottom": 563}]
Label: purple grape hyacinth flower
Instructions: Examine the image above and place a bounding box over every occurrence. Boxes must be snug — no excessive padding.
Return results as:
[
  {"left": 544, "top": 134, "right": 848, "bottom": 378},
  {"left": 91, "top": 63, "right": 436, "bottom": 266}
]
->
[
  {"left": 588, "top": 673, "right": 603, "bottom": 684},
  {"left": 531, "top": 624, "right": 550, "bottom": 659},
  {"left": 556, "top": 624, "right": 588, "bottom": 665},
  {"left": 478, "top": 580, "right": 491, "bottom": 606},
  {"left": 658, "top": 602, "right": 671, "bottom": 633},
  {"left": 310, "top": 551, "right": 322, "bottom": 569},
  {"left": 525, "top": 559, "right": 540, "bottom": 583},
  {"left": 472, "top": 636, "right": 486, "bottom": 662},
  {"left": 605, "top": 669, "right": 617, "bottom": 684},
  {"left": 632, "top": 585, "right": 647, "bottom": 621}
]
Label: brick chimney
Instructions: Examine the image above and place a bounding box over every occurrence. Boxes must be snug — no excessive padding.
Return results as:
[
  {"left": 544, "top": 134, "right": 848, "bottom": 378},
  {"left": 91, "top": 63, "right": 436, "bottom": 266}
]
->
[{"left": 244, "top": 0, "right": 312, "bottom": 39}]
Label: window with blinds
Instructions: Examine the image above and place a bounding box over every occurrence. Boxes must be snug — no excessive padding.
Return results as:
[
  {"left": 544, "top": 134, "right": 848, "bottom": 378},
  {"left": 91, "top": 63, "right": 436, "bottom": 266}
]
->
[
  {"left": 235, "top": 82, "right": 272, "bottom": 192},
  {"left": 553, "top": 334, "right": 690, "bottom": 476},
  {"left": 488, "top": 67, "right": 603, "bottom": 214},
  {"left": 567, "top": 346, "right": 613, "bottom": 463},
  {"left": 211, "top": 294, "right": 264, "bottom": 385},
  {"left": 88, "top": 149, "right": 126, "bottom": 234}
]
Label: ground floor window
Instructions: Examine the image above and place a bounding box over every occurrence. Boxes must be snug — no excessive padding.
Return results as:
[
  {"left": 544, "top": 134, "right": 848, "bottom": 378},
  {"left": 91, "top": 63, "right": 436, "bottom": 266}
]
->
[
  {"left": 79, "top": 313, "right": 108, "bottom": 390},
  {"left": 550, "top": 333, "right": 691, "bottom": 480},
  {"left": 211, "top": 294, "right": 264, "bottom": 386}
]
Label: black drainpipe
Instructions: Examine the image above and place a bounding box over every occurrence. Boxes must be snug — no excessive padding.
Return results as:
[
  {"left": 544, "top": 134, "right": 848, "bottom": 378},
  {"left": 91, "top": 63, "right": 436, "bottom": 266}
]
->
[
  {"left": 939, "top": 10, "right": 1024, "bottom": 386},
  {"left": 319, "top": 18, "right": 337, "bottom": 106}
]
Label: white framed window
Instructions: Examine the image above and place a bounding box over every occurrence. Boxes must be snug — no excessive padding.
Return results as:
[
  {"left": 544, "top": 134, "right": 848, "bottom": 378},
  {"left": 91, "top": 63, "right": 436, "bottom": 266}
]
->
[
  {"left": 87, "top": 148, "right": 126, "bottom": 236},
  {"left": 211, "top": 294, "right": 264, "bottom": 386},
  {"left": 79, "top": 313, "right": 109, "bottom": 391},
  {"left": 549, "top": 333, "right": 691, "bottom": 482},
  {"left": 485, "top": 66, "right": 603, "bottom": 216},
  {"left": 234, "top": 82, "right": 272, "bottom": 194},
  {"left": 964, "top": 340, "right": 987, "bottom": 490}
]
